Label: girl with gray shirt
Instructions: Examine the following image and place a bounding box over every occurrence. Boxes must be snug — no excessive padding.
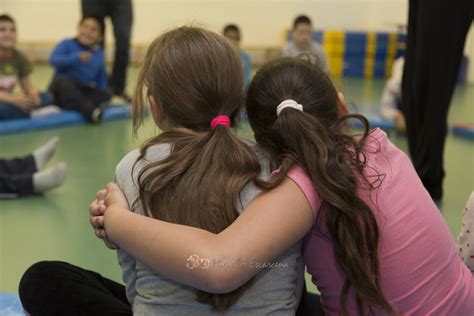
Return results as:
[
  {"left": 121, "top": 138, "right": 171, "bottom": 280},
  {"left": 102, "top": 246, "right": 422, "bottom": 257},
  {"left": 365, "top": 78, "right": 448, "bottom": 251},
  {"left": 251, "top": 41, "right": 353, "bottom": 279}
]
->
[{"left": 19, "top": 26, "right": 304, "bottom": 316}]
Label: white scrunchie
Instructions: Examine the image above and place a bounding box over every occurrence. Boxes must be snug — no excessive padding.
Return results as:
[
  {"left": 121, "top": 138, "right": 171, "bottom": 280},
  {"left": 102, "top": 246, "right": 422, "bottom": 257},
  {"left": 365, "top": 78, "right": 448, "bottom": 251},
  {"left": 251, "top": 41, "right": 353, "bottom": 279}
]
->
[{"left": 276, "top": 99, "right": 303, "bottom": 116}]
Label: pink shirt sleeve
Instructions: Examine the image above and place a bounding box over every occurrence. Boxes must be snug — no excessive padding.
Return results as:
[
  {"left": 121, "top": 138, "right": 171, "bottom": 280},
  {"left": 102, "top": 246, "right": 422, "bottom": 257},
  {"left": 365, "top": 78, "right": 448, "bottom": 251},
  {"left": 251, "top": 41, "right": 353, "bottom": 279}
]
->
[{"left": 286, "top": 165, "right": 321, "bottom": 221}]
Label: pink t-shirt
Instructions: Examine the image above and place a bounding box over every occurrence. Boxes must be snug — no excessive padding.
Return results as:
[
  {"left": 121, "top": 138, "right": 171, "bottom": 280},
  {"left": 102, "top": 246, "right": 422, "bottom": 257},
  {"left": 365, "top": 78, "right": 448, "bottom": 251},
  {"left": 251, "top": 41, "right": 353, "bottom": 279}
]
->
[{"left": 287, "top": 128, "right": 474, "bottom": 315}]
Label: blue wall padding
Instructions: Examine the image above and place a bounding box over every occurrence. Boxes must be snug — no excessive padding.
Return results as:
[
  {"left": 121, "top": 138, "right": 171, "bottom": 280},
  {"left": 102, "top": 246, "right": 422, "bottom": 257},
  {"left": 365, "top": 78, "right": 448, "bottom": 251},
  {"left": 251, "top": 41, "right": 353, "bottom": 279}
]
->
[
  {"left": 452, "top": 125, "right": 474, "bottom": 140},
  {"left": 0, "top": 104, "right": 131, "bottom": 135},
  {"left": 344, "top": 33, "right": 367, "bottom": 55},
  {"left": 395, "top": 33, "right": 407, "bottom": 59},
  {"left": 343, "top": 33, "right": 367, "bottom": 77},
  {"left": 314, "top": 31, "right": 324, "bottom": 44},
  {"left": 285, "top": 30, "right": 408, "bottom": 78},
  {"left": 0, "top": 292, "right": 23, "bottom": 316},
  {"left": 349, "top": 107, "right": 396, "bottom": 131}
]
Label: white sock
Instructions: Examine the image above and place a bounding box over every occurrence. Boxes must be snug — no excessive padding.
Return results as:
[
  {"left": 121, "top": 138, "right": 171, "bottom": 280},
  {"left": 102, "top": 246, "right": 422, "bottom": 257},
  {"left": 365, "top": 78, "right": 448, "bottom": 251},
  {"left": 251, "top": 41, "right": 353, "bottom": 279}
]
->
[
  {"left": 33, "top": 162, "right": 67, "bottom": 193},
  {"left": 33, "top": 137, "right": 60, "bottom": 170},
  {"left": 30, "top": 105, "right": 61, "bottom": 118}
]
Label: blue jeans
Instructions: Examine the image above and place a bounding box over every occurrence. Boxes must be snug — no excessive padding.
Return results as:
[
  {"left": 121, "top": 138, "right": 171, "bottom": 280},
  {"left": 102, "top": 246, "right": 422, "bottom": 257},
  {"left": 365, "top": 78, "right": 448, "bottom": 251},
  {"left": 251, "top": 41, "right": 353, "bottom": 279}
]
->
[{"left": 0, "top": 92, "right": 53, "bottom": 120}]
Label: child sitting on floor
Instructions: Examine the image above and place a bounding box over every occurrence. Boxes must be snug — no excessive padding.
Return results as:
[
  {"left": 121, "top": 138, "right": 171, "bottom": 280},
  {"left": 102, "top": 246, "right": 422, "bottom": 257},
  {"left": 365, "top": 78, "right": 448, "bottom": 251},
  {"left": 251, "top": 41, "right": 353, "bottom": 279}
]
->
[
  {"left": 0, "top": 14, "right": 59, "bottom": 120},
  {"left": 49, "top": 16, "right": 111, "bottom": 123},
  {"left": 282, "top": 15, "right": 328, "bottom": 74}
]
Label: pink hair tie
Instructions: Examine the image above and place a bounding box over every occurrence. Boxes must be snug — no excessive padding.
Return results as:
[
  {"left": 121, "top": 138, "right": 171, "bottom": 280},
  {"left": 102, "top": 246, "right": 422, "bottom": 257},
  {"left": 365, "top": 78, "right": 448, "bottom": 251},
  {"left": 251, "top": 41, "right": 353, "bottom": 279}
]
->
[{"left": 210, "top": 115, "right": 231, "bottom": 129}]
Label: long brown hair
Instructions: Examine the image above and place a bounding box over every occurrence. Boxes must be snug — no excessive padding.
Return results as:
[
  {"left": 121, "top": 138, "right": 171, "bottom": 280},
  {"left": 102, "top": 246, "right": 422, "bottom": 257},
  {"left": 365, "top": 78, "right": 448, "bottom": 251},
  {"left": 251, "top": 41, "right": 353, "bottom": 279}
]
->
[
  {"left": 246, "top": 58, "right": 394, "bottom": 315},
  {"left": 132, "top": 27, "right": 261, "bottom": 311}
]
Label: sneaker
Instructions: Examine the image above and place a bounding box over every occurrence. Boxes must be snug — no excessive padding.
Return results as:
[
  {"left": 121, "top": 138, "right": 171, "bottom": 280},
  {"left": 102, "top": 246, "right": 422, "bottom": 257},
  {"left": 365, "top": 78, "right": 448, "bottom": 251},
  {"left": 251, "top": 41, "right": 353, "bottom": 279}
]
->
[{"left": 91, "top": 107, "right": 103, "bottom": 124}]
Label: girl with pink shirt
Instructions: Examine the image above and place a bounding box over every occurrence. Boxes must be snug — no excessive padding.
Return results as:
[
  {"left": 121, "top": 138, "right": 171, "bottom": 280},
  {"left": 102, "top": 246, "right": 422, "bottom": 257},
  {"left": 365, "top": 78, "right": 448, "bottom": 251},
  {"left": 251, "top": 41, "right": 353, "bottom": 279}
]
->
[{"left": 91, "top": 58, "right": 474, "bottom": 315}]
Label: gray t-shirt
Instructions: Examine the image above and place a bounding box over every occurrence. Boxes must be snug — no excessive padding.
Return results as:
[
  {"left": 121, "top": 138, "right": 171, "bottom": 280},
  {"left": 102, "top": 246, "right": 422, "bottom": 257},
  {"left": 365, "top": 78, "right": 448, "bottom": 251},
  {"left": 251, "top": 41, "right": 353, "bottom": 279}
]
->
[
  {"left": 282, "top": 41, "right": 329, "bottom": 74},
  {"left": 115, "top": 141, "right": 304, "bottom": 315}
]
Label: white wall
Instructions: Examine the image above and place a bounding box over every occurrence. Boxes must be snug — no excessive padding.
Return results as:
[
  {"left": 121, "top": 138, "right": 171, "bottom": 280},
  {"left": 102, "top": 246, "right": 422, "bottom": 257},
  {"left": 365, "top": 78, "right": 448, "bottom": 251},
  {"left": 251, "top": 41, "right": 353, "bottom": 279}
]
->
[
  {"left": 3, "top": 0, "right": 473, "bottom": 83},
  {"left": 464, "top": 26, "right": 474, "bottom": 83},
  {"left": 3, "top": 0, "right": 408, "bottom": 47}
]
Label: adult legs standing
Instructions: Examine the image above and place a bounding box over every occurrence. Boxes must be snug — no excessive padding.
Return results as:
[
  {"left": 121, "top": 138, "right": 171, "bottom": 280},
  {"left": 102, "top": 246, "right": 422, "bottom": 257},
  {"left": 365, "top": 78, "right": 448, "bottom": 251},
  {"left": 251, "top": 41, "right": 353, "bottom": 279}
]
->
[
  {"left": 81, "top": 0, "right": 132, "bottom": 97},
  {"left": 401, "top": 0, "right": 474, "bottom": 199},
  {"left": 109, "top": 0, "right": 133, "bottom": 96},
  {"left": 81, "top": 0, "right": 107, "bottom": 33}
]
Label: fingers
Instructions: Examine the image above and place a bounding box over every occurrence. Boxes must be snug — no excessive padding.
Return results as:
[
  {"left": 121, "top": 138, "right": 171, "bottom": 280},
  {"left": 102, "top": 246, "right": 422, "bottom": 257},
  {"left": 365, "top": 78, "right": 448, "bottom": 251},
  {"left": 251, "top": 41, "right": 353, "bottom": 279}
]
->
[
  {"left": 90, "top": 186, "right": 118, "bottom": 250},
  {"left": 104, "top": 182, "right": 129, "bottom": 208},
  {"left": 14, "top": 98, "right": 32, "bottom": 112},
  {"left": 20, "top": 96, "right": 36, "bottom": 108},
  {"left": 26, "top": 94, "right": 40, "bottom": 107},
  {"left": 89, "top": 199, "right": 106, "bottom": 216},
  {"left": 106, "top": 182, "right": 119, "bottom": 193},
  {"left": 95, "top": 227, "right": 108, "bottom": 240},
  {"left": 94, "top": 227, "right": 117, "bottom": 249},
  {"left": 96, "top": 189, "right": 107, "bottom": 201},
  {"left": 80, "top": 52, "right": 92, "bottom": 63},
  {"left": 103, "top": 239, "right": 118, "bottom": 250},
  {"left": 90, "top": 215, "right": 104, "bottom": 229}
]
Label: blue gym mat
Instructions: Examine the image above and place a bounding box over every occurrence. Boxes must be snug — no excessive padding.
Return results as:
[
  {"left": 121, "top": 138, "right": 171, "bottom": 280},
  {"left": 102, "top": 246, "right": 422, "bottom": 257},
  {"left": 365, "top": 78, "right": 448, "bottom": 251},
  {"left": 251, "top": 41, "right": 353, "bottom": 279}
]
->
[
  {"left": 348, "top": 107, "right": 396, "bottom": 131},
  {"left": 0, "top": 104, "right": 131, "bottom": 135},
  {"left": 452, "top": 124, "right": 474, "bottom": 140},
  {"left": 351, "top": 107, "right": 472, "bottom": 139},
  {"left": 0, "top": 292, "right": 23, "bottom": 316}
]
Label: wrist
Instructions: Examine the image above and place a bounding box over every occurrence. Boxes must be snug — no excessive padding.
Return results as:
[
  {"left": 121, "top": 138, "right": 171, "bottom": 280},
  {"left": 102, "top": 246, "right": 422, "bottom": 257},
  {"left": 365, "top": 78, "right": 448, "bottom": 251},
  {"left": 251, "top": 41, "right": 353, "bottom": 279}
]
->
[
  {"left": 104, "top": 206, "right": 129, "bottom": 241},
  {"left": 28, "top": 90, "right": 38, "bottom": 97},
  {"left": 0, "top": 93, "right": 11, "bottom": 103}
]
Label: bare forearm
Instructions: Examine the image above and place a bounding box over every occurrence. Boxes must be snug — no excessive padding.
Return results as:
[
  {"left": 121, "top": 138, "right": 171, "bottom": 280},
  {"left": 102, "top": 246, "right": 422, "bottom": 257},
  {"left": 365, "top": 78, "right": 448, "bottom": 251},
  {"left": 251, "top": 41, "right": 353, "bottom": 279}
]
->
[
  {"left": 19, "top": 78, "right": 37, "bottom": 97},
  {"left": 105, "top": 208, "right": 248, "bottom": 292},
  {"left": 0, "top": 92, "right": 13, "bottom": 103},
  {"left": 103, "top": 178, "right": 314, "bottom": 293}
]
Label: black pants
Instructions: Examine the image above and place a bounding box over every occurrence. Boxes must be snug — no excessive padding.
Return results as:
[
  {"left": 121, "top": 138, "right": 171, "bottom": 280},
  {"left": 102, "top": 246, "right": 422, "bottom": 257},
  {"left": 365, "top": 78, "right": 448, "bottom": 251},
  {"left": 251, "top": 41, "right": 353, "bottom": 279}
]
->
[
  {"left": 400, "top": 0, "right": 474, "bottom": 199},
  {"left": 19, "top": 261, "right": 325, "bottom": 316},
  {"left": 49, "top": 76, "right": 112, "bottom": 122},
  {"left": 19, "top": 261, "right": 131, "bottom": 316},
  {"left": 0, "top": 154, "right": 36, "bottom": 194},
  {"left": 81, "top": 0, "right": 133, "bottom": 95}
]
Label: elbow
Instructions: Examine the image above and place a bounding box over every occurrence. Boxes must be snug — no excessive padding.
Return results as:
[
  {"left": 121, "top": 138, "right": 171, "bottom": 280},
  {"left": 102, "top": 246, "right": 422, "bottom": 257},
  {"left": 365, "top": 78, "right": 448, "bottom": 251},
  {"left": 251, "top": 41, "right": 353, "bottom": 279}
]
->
[
  {"left": 199, "top": 255, "right": 251, "bottom": 293},
  {"left": 200, "top": 242, "right": 253, "bottom": 293},
  {"left": 183, "top": 255, "right": 246, "bottom": 293},
  {"left": 203, "top": 270, "right": 242, "bottom": 294}
]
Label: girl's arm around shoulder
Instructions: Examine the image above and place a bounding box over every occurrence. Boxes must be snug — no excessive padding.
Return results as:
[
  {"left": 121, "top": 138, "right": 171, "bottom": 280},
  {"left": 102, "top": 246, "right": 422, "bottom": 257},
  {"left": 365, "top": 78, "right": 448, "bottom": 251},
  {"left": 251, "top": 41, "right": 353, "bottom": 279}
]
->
[{"left": 104, "top": 176, "right": 314, "bottom": 293}]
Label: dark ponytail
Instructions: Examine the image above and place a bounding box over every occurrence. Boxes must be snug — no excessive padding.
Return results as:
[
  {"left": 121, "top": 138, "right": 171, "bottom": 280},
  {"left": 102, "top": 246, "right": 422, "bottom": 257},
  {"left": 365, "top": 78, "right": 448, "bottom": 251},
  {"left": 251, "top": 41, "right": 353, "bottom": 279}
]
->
[{"left": 247, "top": 57, "right": 394, "bottom": 315}]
